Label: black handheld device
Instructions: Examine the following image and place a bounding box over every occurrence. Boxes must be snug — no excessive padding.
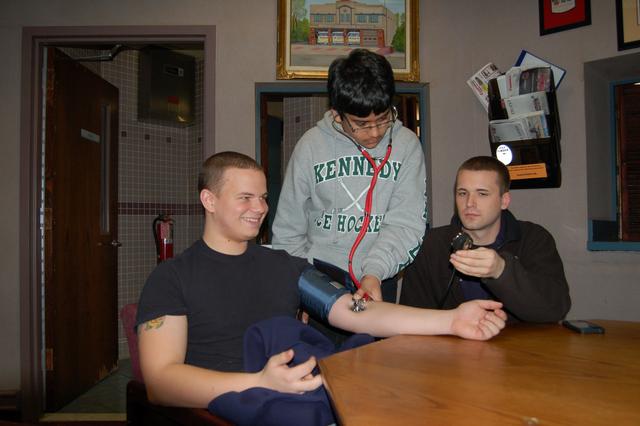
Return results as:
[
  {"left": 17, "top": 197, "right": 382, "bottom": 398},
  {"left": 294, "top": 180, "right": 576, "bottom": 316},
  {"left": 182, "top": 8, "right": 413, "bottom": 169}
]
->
[
  {"left": 451, "top": 231, "right": 473, "bottom": 252},
  {"left": 438, "top": 231, "right": 474, "bottom": 309},
  {"left": 562, "top": 320, "right": 605, "bottom": 334}
]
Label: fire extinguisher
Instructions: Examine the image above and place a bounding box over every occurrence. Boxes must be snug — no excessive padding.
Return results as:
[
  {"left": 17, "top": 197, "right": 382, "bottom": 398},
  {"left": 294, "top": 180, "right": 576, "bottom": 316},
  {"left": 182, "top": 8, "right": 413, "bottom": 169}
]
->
[{"left": 153, "top": 214, "right": 174, "bottom": 263}]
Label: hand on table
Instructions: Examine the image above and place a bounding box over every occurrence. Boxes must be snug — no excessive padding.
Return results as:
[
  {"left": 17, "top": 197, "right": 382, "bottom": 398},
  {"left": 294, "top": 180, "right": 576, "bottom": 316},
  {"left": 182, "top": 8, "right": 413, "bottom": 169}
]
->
[{"left": 450, "top": 300, "right": 507, "bottom": 341}]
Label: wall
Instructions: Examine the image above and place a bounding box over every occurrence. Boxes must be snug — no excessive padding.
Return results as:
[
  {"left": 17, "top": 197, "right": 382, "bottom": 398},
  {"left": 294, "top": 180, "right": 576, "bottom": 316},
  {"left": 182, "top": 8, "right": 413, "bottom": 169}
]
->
[
  {"left": 421, "top": 0, "right": 640, "bottom": 325},
  {"left": 100, "top": 49, "right": 204, "bottom": 358},
  {"left": 1, "top": 0, "right": 639, "bottom": 393},
  {"left": 0, "top": 0, "right": 278, "bottom": 391}
]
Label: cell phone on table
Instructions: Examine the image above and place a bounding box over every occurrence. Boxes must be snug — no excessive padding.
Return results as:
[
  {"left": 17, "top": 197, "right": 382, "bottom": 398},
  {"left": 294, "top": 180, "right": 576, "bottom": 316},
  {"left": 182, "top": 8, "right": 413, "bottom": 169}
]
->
[{"left": 562, "top": 320, "right": 605, "bottom": 334}]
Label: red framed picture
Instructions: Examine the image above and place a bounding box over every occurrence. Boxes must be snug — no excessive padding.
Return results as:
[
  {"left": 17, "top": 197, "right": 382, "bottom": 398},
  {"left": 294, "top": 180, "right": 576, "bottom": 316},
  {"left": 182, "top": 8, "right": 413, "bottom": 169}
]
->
[{"left": 539, "top": 0, "right": 591, "bottom": 35}]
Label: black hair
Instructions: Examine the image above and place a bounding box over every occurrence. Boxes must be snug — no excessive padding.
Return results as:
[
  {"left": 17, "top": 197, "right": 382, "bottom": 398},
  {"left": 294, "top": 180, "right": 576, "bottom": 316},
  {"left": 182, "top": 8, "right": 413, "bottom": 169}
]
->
[{"left": 327, "top": 49, "right": 395, "bottom": 118}]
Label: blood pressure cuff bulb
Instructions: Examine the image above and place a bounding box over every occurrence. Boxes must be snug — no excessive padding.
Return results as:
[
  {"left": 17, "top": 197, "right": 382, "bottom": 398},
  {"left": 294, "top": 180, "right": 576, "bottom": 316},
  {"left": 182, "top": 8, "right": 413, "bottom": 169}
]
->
[{"left": 298, "top": 267, "right": 350, "bottom": 322}]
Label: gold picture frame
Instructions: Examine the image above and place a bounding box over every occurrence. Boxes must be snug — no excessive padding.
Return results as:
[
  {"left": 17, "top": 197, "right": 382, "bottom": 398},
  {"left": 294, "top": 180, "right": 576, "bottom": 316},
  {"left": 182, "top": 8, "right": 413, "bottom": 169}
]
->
[
  {"left": 616, "top": 0, "right": 640, "bottom": 50},
  {"left": 277, "top": 0, "right": 419, "bottom": 81}
]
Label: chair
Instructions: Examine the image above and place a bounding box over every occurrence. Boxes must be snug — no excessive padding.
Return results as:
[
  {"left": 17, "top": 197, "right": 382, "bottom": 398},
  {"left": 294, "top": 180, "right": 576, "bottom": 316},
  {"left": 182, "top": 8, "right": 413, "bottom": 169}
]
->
[
  {"left": 120, "top": 303, "right": 144, "bottom": 382},
  {"left": 120, "top": 303, "right": 232, "bottom": 425}
]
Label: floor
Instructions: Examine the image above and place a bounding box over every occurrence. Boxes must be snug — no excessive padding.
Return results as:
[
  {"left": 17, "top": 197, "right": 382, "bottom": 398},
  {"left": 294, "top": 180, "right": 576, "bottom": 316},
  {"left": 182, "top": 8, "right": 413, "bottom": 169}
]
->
[{"left": 38, "top": 358, "right": 132, "bottom": 423}]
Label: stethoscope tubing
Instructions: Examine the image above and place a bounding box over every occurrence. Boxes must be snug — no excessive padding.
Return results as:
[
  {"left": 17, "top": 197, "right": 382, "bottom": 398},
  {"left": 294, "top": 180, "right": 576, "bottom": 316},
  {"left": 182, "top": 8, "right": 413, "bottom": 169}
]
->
[{"left": 331, "top": 116, "right": 393, "bottom": 298}]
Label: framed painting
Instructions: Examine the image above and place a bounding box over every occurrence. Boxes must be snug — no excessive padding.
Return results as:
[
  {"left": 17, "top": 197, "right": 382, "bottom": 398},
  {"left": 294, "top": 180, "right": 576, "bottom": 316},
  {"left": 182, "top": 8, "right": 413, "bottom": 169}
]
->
[
  {"left": 539, "top": 0, "right": 591, "bottom": 36},
  {"left": 616, "top": 0, "right": 640, "bottom": 50},
  {"left": 277, "top": 0, "right": 419, "bottom": 81}
]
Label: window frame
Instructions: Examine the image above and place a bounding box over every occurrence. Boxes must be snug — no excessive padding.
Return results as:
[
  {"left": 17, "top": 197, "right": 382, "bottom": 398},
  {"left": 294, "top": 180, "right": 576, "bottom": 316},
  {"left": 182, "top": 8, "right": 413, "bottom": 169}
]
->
[{"left": 586, "top": 69, "right": 640, "bottom": 251}]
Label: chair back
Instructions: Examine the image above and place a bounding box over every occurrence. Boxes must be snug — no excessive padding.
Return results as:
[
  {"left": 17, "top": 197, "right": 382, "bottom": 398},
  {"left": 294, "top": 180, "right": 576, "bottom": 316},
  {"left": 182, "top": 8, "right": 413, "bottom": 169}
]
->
[
  {"left": 121, "top": 304, "right": 233, "bottom": 424},
  {"left": 120, "top": 303, "right": 144, "bottom": 382}
]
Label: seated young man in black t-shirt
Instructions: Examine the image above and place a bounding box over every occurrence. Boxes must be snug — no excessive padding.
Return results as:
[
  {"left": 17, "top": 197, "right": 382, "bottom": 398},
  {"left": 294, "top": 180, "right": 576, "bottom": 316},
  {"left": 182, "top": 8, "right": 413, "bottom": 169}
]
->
[{"left": 136, "top": 151, "right": 507, "bottom": 409}]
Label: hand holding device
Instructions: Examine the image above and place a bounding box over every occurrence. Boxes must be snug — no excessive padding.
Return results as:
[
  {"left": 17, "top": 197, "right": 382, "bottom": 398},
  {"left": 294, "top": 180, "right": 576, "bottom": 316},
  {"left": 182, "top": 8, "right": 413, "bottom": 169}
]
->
[
  {"left": 450, "top": 247, "right": 506, "bottom": 279},
  {"left": 355, "top": 275, "right": 382, "bottom": 302},
  {"left": 438, "top": 231, "right": 474, "bottom": 308}
]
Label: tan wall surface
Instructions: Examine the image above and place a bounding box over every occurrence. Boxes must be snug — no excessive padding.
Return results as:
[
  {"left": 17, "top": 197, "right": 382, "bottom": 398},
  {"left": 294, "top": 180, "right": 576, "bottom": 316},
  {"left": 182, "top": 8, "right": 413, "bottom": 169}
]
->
[
  {"left": 0, "top": 0, "right": 279, "bottom": 391},
  {"left": 1, "top": 0, "right": 639, "bottom": 391},
  {"left": 421, "top": 0, "right": 640, "bottom": 326}
]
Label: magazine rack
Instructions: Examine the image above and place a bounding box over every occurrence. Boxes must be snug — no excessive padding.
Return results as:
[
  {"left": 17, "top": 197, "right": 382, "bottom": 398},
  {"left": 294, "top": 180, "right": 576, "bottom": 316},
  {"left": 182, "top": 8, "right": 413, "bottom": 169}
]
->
[{"left": 487, "top": 67, "right": 562, "bottom": 189}]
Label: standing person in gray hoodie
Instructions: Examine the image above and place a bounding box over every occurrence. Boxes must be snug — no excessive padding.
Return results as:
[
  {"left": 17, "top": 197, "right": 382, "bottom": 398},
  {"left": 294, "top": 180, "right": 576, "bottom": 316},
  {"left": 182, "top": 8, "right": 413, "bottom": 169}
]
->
[{"left": 272, "top": 49, "right": 427, "bottom": 307}]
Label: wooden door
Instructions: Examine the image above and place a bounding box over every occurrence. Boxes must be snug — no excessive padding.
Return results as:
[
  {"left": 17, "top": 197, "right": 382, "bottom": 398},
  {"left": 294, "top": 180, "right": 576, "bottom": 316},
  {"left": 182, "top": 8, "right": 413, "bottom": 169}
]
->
[{"left": 44, "top": 48, "right": 119, "bottom": 411}]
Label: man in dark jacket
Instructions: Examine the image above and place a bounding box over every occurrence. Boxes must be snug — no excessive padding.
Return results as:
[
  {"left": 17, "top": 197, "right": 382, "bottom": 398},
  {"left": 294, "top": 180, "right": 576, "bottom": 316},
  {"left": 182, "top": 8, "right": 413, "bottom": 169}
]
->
[{"left": 400, "top": 156, "right": 571, "bottom": 323}]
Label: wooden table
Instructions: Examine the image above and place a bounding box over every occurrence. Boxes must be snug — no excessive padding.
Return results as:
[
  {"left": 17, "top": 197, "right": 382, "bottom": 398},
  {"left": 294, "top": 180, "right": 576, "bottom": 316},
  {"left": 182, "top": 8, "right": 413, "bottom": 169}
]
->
[{"left": 319, "top": 320, "right": 640, "bottom": 425}]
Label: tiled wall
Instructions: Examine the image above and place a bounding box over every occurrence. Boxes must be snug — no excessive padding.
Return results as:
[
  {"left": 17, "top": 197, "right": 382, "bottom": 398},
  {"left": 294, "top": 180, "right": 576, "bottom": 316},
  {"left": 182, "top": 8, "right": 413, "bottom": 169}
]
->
[
  {"left": 63, "top": 47, "right": 204, "bottom": 359},
  {"left": 105, "top": 50, "right": 203, "bottom": 358},
  {"left": 282, "top": 96, "right": 328, "bottom": 174}
]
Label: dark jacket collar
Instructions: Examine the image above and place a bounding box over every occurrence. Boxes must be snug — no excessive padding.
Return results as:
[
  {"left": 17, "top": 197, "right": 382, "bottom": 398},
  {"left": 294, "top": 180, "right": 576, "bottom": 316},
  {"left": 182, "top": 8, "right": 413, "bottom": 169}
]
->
[{"left": 450, "top": 209, "right": 522, "bottom": 246}]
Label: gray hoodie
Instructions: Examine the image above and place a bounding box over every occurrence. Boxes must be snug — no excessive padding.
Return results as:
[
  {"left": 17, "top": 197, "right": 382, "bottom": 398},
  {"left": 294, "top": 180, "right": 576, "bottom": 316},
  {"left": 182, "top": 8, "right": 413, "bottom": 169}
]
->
[{"left": 272, "top": 110, "right": 428, "bottom": 282}]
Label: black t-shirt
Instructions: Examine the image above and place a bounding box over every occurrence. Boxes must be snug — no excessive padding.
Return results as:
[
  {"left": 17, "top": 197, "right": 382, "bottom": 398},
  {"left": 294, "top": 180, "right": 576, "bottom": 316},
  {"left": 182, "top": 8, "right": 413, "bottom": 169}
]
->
[{"left": 136, "top": 240, "right": 309, "bottom": 372}]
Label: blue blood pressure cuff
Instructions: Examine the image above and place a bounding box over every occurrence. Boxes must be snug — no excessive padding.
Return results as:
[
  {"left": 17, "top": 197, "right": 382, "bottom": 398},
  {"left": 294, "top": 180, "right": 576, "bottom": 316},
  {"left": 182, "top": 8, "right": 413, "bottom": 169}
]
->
[
  {"left": 312, "top": 258, "right": 357, "bottom": 293},
  {"left": 298, "top": 267, "right": 350, "bottom": 322}
]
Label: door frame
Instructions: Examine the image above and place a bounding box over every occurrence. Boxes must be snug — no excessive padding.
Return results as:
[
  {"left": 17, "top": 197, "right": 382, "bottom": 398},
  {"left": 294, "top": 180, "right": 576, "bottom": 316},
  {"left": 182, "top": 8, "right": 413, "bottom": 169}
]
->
[{"left": 19, "top": 25, "right": 216, "bottom": 421}]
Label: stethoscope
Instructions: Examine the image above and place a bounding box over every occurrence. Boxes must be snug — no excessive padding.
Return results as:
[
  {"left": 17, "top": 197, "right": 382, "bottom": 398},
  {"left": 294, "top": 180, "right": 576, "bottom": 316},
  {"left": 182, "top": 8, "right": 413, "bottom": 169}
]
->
[{"left": 331, "top": 108, "right": 396, "bottom": 299}]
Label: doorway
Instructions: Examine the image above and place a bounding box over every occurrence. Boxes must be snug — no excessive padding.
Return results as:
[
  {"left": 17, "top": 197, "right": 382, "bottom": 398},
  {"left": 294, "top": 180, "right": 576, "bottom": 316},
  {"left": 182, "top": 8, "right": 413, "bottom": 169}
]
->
[
  {"left": 43, "top": 47, "right": 120, "bottom": 412},
  {"left": 20, "top": 26, "right": 215, "bottom": 422}
]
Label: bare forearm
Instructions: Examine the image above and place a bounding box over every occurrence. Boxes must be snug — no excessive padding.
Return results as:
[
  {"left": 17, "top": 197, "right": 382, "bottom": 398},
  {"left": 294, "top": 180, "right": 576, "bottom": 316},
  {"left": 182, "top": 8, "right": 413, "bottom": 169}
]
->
[
  {"left": 139, "top": 315, "right": 324, "bottom": 409},
  {"left": 145, "top": 363, "right": 260, "bottom": 408},
  {"left": 328, "top": 294, "right": 453, "bottom": 337},
  {"left": 139, "top": 315, "right": 261, "bottom": 408}
]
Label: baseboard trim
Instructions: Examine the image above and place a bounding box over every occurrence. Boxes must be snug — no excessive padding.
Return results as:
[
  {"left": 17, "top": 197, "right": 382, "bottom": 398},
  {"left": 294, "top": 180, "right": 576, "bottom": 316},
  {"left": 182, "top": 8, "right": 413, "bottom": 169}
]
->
[
  {"left": 40, "top": 412, "right": 126, "bottom": 421},
  {"left": 0, "top": 389, "right": 19, "bottom": 411}
]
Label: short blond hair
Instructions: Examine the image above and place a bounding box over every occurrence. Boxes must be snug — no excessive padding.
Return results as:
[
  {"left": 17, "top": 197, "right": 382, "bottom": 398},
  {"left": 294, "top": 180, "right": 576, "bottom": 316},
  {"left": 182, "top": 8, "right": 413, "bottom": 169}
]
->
[
  {"left": 456, "top": 156, "right": 511, "bottom": 195},
  {"left": 198, "top": 151, "right": 262, "bottom": 194}
]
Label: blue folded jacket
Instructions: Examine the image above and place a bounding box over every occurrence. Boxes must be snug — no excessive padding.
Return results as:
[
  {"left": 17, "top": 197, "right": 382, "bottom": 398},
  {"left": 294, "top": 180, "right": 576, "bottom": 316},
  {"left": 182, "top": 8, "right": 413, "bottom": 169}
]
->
[{"left": 208, "top": 316, "right": 374, "bottom": 426}]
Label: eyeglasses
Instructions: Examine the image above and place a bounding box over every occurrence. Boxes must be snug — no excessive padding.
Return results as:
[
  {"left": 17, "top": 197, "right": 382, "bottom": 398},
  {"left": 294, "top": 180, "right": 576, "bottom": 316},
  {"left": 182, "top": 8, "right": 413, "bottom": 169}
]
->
[{"left": 342, "top": 107, "right": 398, "bottom": 134}]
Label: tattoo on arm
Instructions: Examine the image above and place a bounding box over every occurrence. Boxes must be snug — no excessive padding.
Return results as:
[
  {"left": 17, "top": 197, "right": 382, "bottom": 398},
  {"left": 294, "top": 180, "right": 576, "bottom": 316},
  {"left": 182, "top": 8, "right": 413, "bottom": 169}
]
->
[{"left": 143, "top": 316, "right": 166, "bottom": 331}]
